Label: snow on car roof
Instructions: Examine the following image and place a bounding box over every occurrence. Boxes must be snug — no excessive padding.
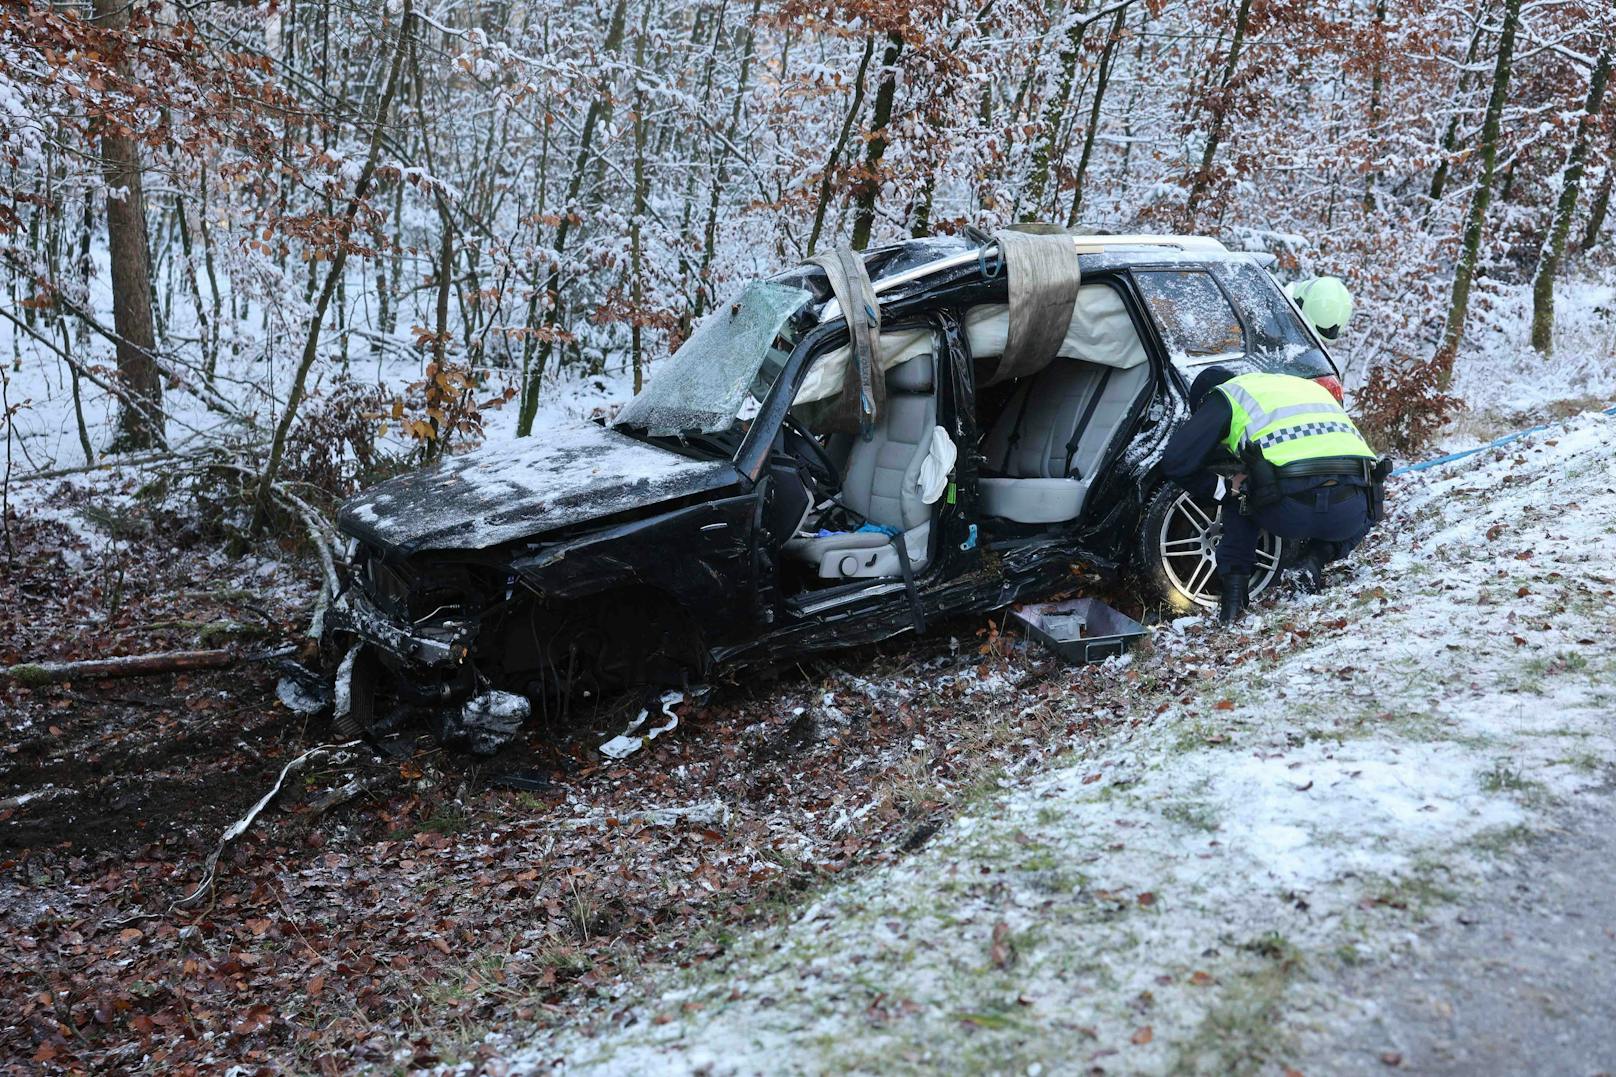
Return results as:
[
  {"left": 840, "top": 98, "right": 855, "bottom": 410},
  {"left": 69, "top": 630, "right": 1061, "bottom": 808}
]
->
[{"left": 818, "top": 234, "right": 1237, "bottom": 321}]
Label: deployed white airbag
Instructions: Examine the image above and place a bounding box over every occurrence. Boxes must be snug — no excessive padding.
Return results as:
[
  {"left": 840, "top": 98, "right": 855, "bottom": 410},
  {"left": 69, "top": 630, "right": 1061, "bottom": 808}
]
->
[
  {"left": 917, "top": 426, "right": 957, "bottom": 505},
  {"left": 794, "top": 327, "right": 933, "bottom": 406},
  {"left": 966, "top": 285, "right": 1146, "bottom": 376}
]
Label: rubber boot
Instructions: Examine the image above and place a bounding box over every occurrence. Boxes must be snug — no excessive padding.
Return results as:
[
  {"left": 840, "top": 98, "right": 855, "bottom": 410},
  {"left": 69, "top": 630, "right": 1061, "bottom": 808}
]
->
[
  {"left": 1293, "top": 549, "right": 1328, "bottom": 595},
  {"left": 1218, "top": 575, "right": 1250, "bottom": 626}
]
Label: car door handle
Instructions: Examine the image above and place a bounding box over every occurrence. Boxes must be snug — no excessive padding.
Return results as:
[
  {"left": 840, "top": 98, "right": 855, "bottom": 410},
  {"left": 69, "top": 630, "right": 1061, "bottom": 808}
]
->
[{"left": 700, "top": 522, "right": 729, "bottom": 532}]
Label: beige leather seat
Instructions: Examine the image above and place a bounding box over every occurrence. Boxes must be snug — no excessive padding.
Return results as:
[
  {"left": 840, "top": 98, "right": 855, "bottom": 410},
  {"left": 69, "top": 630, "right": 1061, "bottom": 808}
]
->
[
  {"left": 786, "top": 355, "right": 937, "bottom": 579},
  {"left": 979, "top": 360, "right": 1149, "bottom": 524}
]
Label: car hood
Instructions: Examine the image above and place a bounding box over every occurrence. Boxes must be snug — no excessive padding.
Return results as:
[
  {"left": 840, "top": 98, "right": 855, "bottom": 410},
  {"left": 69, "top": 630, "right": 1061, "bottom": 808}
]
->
[{"left": 338, "top": 422, "right": 740, "bottom": 556}]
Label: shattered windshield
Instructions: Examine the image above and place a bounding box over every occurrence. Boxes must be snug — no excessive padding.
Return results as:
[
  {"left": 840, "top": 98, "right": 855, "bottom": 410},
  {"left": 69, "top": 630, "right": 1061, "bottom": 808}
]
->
[{"left": 615, "top": 282, "right": 812, "bottom": 436}]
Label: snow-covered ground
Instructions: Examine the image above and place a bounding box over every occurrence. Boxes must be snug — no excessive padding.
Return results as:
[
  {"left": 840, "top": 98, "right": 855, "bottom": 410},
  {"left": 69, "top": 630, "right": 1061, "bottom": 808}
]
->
[
  {"left": 1439, "top": 274, "right": 1616, "bottom": 444},
  {"left": 481, "top": 408, "right": 1616, "bottom": 1073}
]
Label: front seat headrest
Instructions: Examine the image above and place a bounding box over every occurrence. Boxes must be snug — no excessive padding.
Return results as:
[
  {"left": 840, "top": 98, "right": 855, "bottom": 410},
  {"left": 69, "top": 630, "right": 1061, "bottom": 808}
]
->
[{"left": 887, "top": 354, "right": 935, "bottom": 393}]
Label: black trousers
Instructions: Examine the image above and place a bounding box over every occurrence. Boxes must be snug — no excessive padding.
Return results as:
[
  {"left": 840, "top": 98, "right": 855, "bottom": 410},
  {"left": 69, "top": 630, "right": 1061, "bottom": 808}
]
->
[{"left": 1217, "top": 485, "right": 1374, "bottom": 578}]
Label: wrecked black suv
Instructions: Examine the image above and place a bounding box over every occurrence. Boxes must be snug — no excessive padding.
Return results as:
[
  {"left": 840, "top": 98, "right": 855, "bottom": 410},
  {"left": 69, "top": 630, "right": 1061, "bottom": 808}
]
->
[{"left": 328, "top": 232, "right": 1343, "bottom": 734}]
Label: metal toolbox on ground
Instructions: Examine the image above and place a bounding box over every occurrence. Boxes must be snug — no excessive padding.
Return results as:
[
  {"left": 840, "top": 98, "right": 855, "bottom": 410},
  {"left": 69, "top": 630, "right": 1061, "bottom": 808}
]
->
[{"left": 1009, "top": 597, "right": 1148, "bottom": 665}]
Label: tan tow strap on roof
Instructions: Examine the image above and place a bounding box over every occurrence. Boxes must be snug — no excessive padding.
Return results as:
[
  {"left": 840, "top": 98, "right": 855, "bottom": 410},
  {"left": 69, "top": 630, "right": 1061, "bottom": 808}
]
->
[
  {"left": 987, "top": 229, "right": 1082, "bottom": 386},
  {"left": 808, "top": 246, "right": 885, "bottom": 438}
]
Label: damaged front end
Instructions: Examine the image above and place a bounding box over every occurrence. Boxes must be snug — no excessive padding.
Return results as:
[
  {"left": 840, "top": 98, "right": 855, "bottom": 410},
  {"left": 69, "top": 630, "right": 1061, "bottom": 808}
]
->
[
  {"left": 310, "top": 416, "right": 749, "bottom": 751},
  {"left": 323, "top": 547, "right": 518, "bottom": 746},
  {"left": 317, "top": 532, "right": 710, "bottom": 754}
]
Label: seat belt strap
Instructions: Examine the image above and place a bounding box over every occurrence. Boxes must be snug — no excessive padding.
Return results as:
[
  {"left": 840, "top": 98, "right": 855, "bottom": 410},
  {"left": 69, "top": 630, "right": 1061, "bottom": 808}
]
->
[
  {"left": 1001, "top": 384, "right": 1036, "bottom": 473},
  {"left": 1063, "top": 367, "right": 1111, "bottom": 478},
  {"left": 892, "top": 528, "right": 927, "bottom": 635}
]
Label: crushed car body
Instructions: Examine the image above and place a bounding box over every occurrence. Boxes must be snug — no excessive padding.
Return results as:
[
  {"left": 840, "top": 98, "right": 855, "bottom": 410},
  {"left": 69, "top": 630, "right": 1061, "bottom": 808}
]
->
[{"left": 324, "top": 230, "right": 1345, "bottom": 740}]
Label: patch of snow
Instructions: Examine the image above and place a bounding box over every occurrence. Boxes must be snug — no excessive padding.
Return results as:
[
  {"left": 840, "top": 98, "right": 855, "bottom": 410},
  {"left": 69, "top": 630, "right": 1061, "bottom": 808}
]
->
[{"left": 340, "top": 420, "right": 735, "bottom": 553}]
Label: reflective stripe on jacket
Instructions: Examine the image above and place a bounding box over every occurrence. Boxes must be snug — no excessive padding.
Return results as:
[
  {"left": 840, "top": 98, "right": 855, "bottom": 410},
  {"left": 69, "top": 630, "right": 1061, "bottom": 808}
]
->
[{"left": 1216, "top": 372, "right": 1376, "bottom": 466}]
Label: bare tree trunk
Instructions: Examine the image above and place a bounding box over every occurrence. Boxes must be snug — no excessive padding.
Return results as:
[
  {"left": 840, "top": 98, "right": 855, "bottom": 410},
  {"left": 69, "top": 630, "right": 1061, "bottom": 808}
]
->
[
  {"left": 92, "top": 0, "right": 163, "bottom": 452},
  {"left": 518, "top": 123, "right": 552, "bottom": 377},
  {"left": 516, "top": 0, "right": 630, "bottom": 435},
  {"left": 197, "top": 168, "right": 226, "bottom": 370},
  {"left": 421, "top": 216, "right": 454, "bottom": 463},
  {"left": 693, "top": 0, "right": 763, "bottom": 326},
  {"left": 1434, "top": 0, "right": 1520, "bottom": 388},
  {"left": 1581, "top": 123, "right": 1616, "bottom": 250},
  {"left": 1118, "top": 16, "right": 1151, "bottom": 189},
  {"left": 1184, "top": 0, "right": 1253, "bottom": 222},
  {"left": 1067, "top": 5, "right": 1128, "bottom": 228},
  {"left": 253, "top": 0, "right": 411, "bottom": 530},
  {"left": 629, "top": 1, "right": 650, "bottom": 392},
  {"left": 850, "top": 31, "right": 904, "bottom": 250},
  {"left": 806, "top": 35, "right": 876, "bottom": 257},
  {"left": 1530, "top": 47, "right": 1611, "bottom": 356},
  {"left": 385, "top": 179, "right": 405, "bottom": 338},
  {"left": 1001, "top": 57, "right": 1045, "bottom": 219},
  {"left": 173, "top": 197, "right": 214, "bottom": 386},
  {"left": 910, "top": 170, "right": 935, "bottom": 238},
  {"left": 1427, "top": 4, "right": 1491, "bottom": 207},
  {"left": 72, "top": 198, "right": 96, "bottom": 464},
  {"left": 1026, "top": 2, "right": 1089, "bottom": 222},
  {"left": 1363, "top": 0, "right": 1388, "bottom": 212}
]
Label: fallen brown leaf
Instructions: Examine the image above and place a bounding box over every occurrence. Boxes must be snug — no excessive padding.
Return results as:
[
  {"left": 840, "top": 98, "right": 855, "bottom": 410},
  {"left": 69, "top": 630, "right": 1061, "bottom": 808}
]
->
[{"left": 989, "top": 921, "right": 1014, "bottom": 969}]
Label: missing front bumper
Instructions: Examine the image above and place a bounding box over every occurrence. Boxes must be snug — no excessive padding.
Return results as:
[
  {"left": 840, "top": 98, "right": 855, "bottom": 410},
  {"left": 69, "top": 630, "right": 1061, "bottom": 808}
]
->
[{"left": 326, "top": 591, "right": 471, "bottom": 670}]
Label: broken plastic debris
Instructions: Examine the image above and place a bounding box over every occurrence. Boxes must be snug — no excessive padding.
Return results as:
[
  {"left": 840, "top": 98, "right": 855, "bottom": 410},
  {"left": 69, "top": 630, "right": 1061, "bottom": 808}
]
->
[
  {"left": 443, "top": 690, "right": 531, "bottom": 756},
  {"left": 600, "top": 690, "right": 684, "bottom": 759},
  {"left": 275, "top": 661, "right": 332, "bottom": 716}
]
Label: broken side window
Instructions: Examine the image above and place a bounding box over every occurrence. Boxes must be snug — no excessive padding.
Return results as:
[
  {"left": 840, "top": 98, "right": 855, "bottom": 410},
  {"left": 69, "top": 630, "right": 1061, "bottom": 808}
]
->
[
  {"left": 1132, "top": 269, "right": 1247, "bottom": 379},
  {"left": 1213, "top": 260, "right": 1336, "bottom": 378}
]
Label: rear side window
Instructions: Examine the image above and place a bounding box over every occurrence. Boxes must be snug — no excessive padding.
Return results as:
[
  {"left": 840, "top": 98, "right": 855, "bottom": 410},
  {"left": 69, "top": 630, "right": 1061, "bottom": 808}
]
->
[
  {"left": 1133, "top": 269, "right": 1245, "bottom": 377},
  {"left": 1213, "top": 260, "right": 1336, "bottom": 377}
]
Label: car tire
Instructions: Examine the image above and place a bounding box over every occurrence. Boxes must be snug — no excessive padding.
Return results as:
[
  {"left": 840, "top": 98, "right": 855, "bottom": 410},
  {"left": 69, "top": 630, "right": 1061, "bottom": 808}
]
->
[{"left": 1135, "top": 483, "right": 1283, "bottom": 615}]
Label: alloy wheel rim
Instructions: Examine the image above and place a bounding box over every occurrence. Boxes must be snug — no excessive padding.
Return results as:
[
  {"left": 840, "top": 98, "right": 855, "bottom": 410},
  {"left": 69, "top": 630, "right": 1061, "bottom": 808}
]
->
[{"left": 1158, "top": 491, "right": 1282, "bottom": 609}]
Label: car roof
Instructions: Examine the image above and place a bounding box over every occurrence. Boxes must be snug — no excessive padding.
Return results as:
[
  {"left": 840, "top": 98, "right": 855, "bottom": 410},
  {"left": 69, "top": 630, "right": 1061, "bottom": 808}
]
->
[
  {"left": 868, "top": 233, "right": 1249, "bottom": 290},
  {"left": 805, "top": 234, "right": 1256, "bottom": 321}
]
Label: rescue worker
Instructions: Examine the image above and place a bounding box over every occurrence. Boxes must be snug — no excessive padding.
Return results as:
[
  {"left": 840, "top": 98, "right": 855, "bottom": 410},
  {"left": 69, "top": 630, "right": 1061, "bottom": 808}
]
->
[
  {"left": 1285, "top": 277, "right": 1354, "bottom": 342},
  {"left": 1161, "top": 366, "right": 1386, "bottom": 624}
]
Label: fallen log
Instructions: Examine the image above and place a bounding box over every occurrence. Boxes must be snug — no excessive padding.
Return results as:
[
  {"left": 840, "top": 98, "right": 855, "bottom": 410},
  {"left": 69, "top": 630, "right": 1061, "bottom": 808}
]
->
[
  {"left": 556, "top": 800, "right": 731, "bottom": 830},
  {"left": 3, "top": 648, "right": 236, "bottom": 686}
]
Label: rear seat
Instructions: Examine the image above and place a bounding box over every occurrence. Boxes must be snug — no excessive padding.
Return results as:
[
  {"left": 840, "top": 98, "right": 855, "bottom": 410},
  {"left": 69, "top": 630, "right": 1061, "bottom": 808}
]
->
[{"left": 978, "top": 360, "right": 1148, "bottom": 524}]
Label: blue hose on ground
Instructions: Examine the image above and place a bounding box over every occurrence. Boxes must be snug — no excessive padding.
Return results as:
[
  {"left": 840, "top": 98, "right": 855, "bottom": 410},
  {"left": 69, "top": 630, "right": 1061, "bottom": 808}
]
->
[{"left": 1387, "top": 403, "right": 1616, "bottom": 478}]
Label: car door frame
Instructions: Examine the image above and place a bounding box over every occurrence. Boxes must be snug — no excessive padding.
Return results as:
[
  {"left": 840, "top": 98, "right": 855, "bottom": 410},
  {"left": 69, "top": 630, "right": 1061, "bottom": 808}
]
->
[
  {"left": 716, "top": 309, "right": 978, "bottom": 660},
  {"left": 957, "top": 268, "right": 1172, "bottom": 575}
]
